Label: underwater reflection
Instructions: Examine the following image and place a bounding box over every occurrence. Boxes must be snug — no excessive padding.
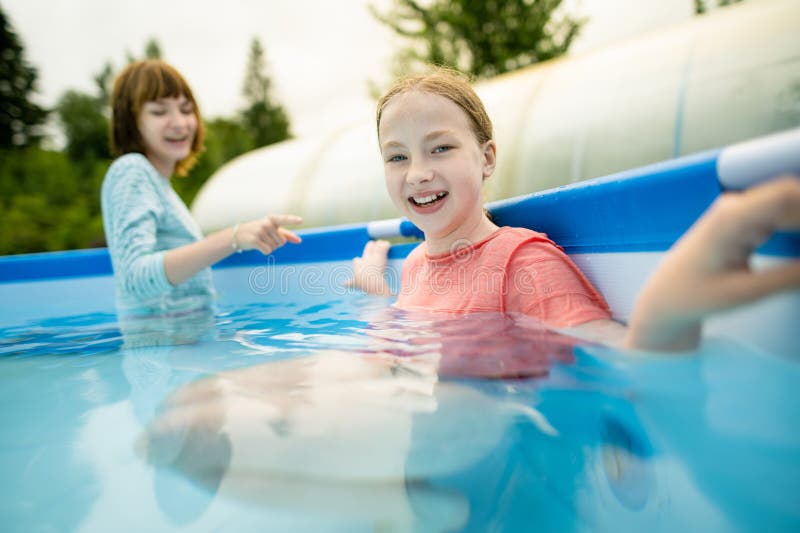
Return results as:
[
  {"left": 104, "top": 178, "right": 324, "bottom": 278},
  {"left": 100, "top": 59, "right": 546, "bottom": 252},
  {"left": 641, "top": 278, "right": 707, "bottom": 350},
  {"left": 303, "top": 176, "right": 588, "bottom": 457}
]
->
[
  {"left": 140, "top": 315, "right": 586, "bottom": 530},
  {"left": 615, "top": 339, "right": 800, "bottom": 532},
  {"left": 117, "top": 304, "right": 216, "bottom": 348},
  {"left": 141, "top": 352, "right": 488, "bottom": 530},
  {"left": 361, "top": 309, "right": 578, "bottom": 379},
  {"left": 130, "top": 315, "right": 800, "bottom": 531}
]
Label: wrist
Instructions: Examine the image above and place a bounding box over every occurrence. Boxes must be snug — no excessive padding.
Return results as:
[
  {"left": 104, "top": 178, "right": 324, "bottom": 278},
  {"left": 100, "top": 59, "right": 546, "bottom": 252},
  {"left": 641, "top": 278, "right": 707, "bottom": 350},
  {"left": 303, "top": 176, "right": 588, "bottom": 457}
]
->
[
  {"left": 231, "top": 224, "right": 243, "bottom": 254},
  {"left": 625, "top": 312, "right": 702, "bottom": 351}
]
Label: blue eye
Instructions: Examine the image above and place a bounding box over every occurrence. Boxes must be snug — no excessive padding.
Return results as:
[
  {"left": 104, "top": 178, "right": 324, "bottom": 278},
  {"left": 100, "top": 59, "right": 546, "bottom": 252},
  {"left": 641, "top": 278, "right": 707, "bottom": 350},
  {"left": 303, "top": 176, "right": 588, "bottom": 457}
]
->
[
  {"left": 433, "top": 145, "right": 452, "bottom": 153},
  {"left": 387, "top": 154, "right": 407, "bottom": 162}
]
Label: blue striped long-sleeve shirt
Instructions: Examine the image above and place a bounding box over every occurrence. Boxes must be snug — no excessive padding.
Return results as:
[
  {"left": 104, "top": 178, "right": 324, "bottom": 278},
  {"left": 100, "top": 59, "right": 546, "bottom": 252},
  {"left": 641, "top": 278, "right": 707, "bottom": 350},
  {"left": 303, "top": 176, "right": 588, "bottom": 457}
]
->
[{"left": 101, "top": 153, "right": 215, "bottom": 323}]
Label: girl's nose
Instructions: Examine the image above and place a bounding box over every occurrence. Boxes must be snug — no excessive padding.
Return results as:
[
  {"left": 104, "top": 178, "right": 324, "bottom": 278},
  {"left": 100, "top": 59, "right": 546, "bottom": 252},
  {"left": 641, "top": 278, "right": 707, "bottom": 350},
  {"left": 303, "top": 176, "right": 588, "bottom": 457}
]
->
[
  {"left": 168, "top": 109, "right": 190, "bottom": 129},
  {"left": 407, "top": 158, "right": 434, "bottom": 185}
]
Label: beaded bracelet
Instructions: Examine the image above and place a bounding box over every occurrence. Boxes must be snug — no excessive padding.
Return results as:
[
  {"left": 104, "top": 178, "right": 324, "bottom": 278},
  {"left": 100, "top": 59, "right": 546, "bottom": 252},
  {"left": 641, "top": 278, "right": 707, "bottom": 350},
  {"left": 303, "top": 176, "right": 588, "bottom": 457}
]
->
[{"left": 231, "top": 224, "right": 243, "bottom": 254}]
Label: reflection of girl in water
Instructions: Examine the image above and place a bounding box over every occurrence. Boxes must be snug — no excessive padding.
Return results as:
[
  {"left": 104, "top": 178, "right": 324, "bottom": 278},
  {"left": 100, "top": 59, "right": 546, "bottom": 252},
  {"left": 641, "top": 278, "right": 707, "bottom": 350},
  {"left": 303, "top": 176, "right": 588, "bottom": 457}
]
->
[
  {"left": 363, "top": 308, "right": 577, "bottom": 379},
  {"left": 137, "top": 313, "right": 660, "bottom": 531},
  {"left": 139, "top": 349, "right": 553, "bottom": 530}
]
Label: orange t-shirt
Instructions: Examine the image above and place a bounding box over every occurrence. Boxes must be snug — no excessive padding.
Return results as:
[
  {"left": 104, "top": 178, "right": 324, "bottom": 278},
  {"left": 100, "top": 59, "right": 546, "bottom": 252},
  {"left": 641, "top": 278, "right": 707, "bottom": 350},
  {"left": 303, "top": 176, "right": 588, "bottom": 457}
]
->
[{"left": 396, "top": 226, "right": 611, "bottom": 327}]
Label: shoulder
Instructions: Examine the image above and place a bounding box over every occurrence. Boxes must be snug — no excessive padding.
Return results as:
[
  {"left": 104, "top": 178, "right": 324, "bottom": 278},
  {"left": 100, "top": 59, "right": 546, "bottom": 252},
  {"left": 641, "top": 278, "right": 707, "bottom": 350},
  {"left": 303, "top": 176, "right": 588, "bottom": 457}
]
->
[
  {"left": 486, "top": 226, "right": 560, "bottom": 257},
  {"left": 102, "top": 154, "right": 158, "bottom": 194},
  {"left": 101, "top": 153, "right": 165, "bottom": 215},
  {"left": 498, "top": 227, "right": 579, "bottom": 276},
  {"left": 107, "top": 153, "right": 154, "bottom": 175},
  {"left": 499, "top": 226, "right": 555, "bottom": 245}
]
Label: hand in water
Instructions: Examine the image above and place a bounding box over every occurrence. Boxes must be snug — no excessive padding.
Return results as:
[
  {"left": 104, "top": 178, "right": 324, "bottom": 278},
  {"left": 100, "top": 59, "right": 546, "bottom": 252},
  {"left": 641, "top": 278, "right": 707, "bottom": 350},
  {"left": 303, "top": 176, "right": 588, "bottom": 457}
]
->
[{"left": 346, "top": 239, "right": 393, "bottom": 295}]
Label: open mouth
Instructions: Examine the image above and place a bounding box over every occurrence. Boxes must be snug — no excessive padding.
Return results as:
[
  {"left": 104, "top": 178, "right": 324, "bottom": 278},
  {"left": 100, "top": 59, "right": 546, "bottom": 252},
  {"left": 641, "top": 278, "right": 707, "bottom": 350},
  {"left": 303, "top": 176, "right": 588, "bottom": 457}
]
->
[{"left": 409, "top": 191, "right": 448, "bottom": 207}]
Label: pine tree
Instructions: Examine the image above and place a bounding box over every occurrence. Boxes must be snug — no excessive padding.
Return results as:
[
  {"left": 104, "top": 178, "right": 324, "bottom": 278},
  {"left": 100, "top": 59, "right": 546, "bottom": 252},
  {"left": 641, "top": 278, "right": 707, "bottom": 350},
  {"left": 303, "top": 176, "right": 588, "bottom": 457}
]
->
[
  {"left": 240, "top": 37, "right": 290, "bottom": 147},
  {"left": 0, "top": 7, "right": 48, "bottom": 148},
  {"left": 56, "top": 90, "right": 110, "bottom": 161},
  {"left": 144, "top": 38, "right": 163, "bottom": 59}
]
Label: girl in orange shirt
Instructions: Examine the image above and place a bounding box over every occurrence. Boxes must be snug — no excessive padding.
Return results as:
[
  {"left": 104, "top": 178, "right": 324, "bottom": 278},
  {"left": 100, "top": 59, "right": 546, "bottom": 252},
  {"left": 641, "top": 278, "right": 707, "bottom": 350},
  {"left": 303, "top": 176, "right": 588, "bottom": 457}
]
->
[{"left": 349, "top": 68, "right": 800, "bottom": 351}]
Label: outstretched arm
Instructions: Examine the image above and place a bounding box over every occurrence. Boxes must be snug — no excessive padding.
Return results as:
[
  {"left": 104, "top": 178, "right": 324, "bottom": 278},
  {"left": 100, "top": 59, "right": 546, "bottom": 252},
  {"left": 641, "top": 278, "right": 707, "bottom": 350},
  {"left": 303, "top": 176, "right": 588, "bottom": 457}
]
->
[
  {"left": 345, "top": 239, "right": 394, "bottom": 296},
  {"left": 164, "top": 214, "right": 303, "bottom": 286},
  {"left": 624, "top": 176, "right": 800, "bottom": 351}
]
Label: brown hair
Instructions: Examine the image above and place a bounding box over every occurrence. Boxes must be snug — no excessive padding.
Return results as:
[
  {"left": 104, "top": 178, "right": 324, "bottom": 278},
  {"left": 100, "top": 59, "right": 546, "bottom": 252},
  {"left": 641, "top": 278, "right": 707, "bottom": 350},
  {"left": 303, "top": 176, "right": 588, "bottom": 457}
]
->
[
  {"left": 376, "top": 66, "right": 493, "bottom": 145},
  {"left": 110, "top": 60, "right": 204, "bottom": 177}
]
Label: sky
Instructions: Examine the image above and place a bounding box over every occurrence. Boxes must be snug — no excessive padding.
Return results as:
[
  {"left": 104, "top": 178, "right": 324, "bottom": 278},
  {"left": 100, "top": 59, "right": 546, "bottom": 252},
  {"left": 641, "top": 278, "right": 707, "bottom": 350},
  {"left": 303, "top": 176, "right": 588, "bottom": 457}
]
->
[{"left": 3, "top": 0, "right": 694, "bottom": 139}]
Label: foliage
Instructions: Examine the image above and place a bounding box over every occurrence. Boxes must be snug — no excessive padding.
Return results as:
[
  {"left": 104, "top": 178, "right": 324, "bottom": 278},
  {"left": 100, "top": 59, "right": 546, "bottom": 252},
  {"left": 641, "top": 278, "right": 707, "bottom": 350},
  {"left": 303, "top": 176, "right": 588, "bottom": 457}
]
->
[
  {"left": 240, "top": 37, "right": 291, "bottom": 147},
  {"left": 0, "top": 6, "right": 48, "bottom": 148},
  {"left": 144, "top": 38, "right": 163, "bottom": 59},
  {"left": 56, "top": 90, "right": 110, "bottom": 161},
  {"left": 694, "top": 0, "right": 745, "bottom": 14},
  {"left": 93, "top": 61, "right": 114, "bottom": 105},
  {"left": 0, "top": 148, "right": 107, "bottom": 254},
  {"left": 371, "top": 0, "right": 585, "bottom": 79}
]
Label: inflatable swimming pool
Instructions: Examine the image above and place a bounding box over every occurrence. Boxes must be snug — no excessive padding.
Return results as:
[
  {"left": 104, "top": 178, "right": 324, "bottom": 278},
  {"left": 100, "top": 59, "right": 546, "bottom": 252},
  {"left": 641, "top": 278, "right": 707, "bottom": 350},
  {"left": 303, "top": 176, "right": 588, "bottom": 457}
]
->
[{"left": 0, "top": 129, "right": 798, "bottom": 532}]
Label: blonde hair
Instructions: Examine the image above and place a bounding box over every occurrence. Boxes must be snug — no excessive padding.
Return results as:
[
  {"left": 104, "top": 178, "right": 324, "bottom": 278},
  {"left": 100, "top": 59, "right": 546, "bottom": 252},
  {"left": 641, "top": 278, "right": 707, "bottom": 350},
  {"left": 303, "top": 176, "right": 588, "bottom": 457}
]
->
[
  {"left": 376, "top": 66, "right": 493, "bottom": 145},
  {"left": 110, "top": 59, "right": 205, "bottom": 177}
]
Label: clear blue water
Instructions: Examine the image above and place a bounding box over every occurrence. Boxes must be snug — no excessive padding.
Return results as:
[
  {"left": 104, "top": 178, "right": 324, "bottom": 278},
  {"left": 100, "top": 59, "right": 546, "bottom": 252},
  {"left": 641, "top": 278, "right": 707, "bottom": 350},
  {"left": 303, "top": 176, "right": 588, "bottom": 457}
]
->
[{"left": 1, "top": 264, "right": 799, "bottom": 532}]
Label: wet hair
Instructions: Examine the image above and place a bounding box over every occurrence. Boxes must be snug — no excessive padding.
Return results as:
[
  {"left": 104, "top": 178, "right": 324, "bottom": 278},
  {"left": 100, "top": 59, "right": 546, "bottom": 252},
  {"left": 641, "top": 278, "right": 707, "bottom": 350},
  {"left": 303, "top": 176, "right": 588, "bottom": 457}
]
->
[
  {"left": 110, "top": 59, "right": 204, "bottom": 177},
  {"left": 376, "top": 66, "right": 493, "bottom": 145}
]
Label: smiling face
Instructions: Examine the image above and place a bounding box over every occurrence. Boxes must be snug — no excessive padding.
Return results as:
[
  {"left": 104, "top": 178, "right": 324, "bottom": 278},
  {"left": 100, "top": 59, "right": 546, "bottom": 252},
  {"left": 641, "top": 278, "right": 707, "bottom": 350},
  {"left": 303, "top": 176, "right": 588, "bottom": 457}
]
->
[
  {"left": 379, "top": 90, "right": 497, "bottom": 253},
  {"left": 137, "top": 96, "right": 198, "bottom": 178}
]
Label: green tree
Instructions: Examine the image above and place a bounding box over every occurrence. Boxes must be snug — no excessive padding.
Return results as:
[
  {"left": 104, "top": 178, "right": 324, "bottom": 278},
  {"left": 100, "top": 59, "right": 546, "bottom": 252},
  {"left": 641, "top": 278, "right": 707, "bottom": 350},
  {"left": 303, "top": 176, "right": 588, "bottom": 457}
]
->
[
  {"left": 55, "top": 59, "right": 113, "bottom": 163},
  {"left": 694, "top": 0, "right": 707, "bottom": 14},
  {"left": 0, "top": 6, "right": 48, "bottom": 148},
  {"left": 144, "top": 38, "right": 163, "bottom": 59},
  {"left": 695, "top": 0, "right": 745, "bottom": 14},
  {"left": 371, "top": 0, "right": 585, "bottom": 79},
  {"left": 93, "top": 61, "right": 114, "bottom": 105},
  {"left": 56, "top": 90, "right": 110, "bottom": 161},
  {"left": 0, "top": 147, "right": 107, "bottom": 254},
  {"left": 240, "top": 37, "right": 290, "bottom": 148}
]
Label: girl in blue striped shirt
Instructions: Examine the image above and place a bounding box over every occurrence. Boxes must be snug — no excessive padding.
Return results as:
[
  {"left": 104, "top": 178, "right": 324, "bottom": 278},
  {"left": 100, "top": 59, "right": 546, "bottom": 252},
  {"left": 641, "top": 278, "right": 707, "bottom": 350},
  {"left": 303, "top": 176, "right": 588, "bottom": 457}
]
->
[{"left": 101, "top": 60, "right": 300, "bottom": 344}]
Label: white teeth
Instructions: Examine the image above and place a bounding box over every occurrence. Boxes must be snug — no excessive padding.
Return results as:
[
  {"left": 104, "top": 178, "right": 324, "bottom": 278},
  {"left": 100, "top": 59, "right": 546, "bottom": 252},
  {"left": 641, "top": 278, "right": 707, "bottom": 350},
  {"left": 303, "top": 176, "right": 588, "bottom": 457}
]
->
[{"left": 411, "top": 192, "right": 447, "bottom": 205}]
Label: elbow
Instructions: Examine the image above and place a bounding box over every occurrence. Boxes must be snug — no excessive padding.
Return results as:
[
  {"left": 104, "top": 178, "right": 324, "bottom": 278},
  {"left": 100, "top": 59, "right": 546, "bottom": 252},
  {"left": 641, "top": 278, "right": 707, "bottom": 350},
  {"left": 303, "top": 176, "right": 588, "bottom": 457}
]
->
[{"left": 120, "top": 256, "right": 172, "bottom": 301}]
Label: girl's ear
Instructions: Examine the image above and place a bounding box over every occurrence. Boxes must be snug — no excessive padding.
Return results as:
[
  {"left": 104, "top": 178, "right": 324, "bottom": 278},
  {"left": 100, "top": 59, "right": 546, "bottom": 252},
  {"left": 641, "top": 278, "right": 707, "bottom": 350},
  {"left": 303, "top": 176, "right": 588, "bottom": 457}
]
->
[{"left": 482, "top": 140, "right": 497, "bottom": 180}]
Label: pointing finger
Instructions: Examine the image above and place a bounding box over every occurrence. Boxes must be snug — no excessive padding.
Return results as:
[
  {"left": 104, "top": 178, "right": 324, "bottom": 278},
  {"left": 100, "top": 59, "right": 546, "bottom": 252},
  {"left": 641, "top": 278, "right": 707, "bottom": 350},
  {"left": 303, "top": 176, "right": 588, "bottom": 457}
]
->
[
  {"left": 278, "top": 227, "right": 302, "bottom": 244},
  {"left": 270, "top": 214, "right": 303, "bottom": 227}
]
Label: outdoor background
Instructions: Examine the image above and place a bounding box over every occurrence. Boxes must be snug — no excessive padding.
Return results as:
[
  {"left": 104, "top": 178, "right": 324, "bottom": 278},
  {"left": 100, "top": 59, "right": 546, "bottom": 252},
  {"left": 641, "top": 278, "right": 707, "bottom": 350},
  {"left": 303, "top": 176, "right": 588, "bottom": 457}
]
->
[{"left": 1, "top": 0, "right": 737, "bottom": 255}]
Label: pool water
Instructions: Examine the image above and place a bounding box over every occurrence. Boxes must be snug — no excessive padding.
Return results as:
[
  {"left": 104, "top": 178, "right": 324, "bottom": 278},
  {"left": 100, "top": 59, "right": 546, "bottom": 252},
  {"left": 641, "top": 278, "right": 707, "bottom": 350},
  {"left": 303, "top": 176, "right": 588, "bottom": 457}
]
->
[{"left": 1, "top": 264, "right": 799, "bottom": 533}]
